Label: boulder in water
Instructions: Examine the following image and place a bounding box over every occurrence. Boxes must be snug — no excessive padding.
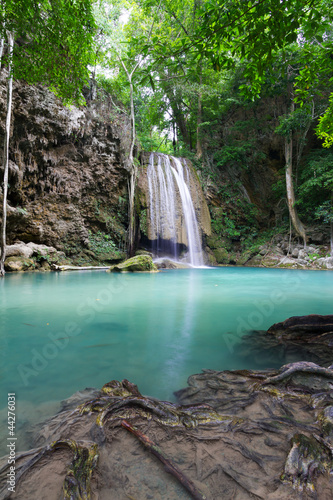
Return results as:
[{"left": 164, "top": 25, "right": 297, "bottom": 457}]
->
[
  {"left": 154, "top": 258, "right": 190, "bottom": 269},
  {"left": 108, "top": 255, "right": 157, "bottom": 273}
]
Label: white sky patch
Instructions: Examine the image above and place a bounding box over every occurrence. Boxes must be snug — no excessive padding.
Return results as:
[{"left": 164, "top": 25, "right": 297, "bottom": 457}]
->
[{"left": 119, "top": 9, "right": 130, "bottom": 25}]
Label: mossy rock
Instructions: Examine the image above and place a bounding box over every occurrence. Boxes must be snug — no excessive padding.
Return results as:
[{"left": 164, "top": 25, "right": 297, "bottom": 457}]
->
[
  {"left": 206, "top": 252, "right": 217, "bottom": 266},
  {"left": 212, "top": 247, "right": 229, "bottom": 264},
  {"left": 245, "top": 254, "right": 263, "bottom": 266},
  {"left": 108, "top": 255, "right": 157, "bottom": 273},
  {"left": 236, "top": 250, "right": 256, "bottom": 266},
  {"left": 97, "top": 251, "right": 126, "bottom": 263},
  {"left": 5, "top": 256, "right": 34, "bottom": 272},
  {"left": 135, "top": 250, "right": 153, "bottom": 258},
  {"left": 206, "top": 234, "right": 227, "bottom": 250}
]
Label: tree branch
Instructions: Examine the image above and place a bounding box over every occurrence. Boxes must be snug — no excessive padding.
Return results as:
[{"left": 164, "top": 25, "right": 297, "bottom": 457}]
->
[{"left": 121, "top": 420, "right": 207, "bottom": 500}]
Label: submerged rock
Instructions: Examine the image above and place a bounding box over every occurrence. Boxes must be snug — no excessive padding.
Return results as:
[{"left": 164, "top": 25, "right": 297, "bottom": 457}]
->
[
  {"left": 238, "top": 315, "right": 333, "bottom": 369},
  {"left": 108, "top": 254, "right": 157, "bottom": 272}
]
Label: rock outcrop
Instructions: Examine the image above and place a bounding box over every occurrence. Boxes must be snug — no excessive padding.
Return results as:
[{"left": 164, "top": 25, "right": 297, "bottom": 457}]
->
[
  {"left": 243, "top": 236, "right": 333, "bottom": 269},
  {"left": 0, "top": 73, "right": 131, "bottom": 265},
  {"left": 3, "top": 241, "right": 66, "bottom": 271}
]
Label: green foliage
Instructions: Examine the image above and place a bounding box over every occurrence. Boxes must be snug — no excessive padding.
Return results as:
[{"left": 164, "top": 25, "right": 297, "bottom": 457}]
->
[
  {"left": 296, "top": 150, "right": 333, "bottom": 223},
  {"left": 35, "top": 251, "right": 51, "bottom": 264},
  {"left": 317, "top": 94, "right": 333, "bottom": 148},
  {"left": 315, "top": 201, "right": 333, "bottom": 225},
  {"left": 88, "top": 230, "right": 122, "bottom": 258},
  {"left": 210, "top": 190, "right": 259, "bottom": 245},
  {"left": 214, "top": 141, "right": 256, "bottom": 169},
  {"left": 1, "top": 0, "right": 96, "bottom": 104},
  {"left": 275, "top": 109, "right": 313, "bottom": 137},
  {"left": 212, "top": 213, "right": 240, "bottom": 239},
  {"left": 308, "top": 252, "right": 321, "bottom": 262},
  {"left": 139, "top": 209, "right": 148, "bottom": 237},
  {"left": 96, "top": 74, "right": 130, "bottom": 109}
]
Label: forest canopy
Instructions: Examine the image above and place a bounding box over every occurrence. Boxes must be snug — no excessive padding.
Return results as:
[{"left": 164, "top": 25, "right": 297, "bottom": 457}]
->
[{"left": 1, "top": 0, "right": 333, "bottom": 259}]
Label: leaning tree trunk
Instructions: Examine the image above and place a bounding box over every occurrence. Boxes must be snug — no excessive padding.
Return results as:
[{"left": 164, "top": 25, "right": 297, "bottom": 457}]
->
[
  {"left": 283, "top": 69, "right": 307, "bottom": 247},
  {"left": 127, "top": 76, "right": 139, "bottom": 257},
  {"left": 284, "top": 132, "right": 307, "bottom": 247},
  {"left": 196, "top": 72, "right": 203, "bottom": 159},
  {"left": 119, "top": 58, "right": 139, "bottom": 258},
  {"left": 196, "top": 92, "right": 203, "bottom": 159},
  {"left": 0, "top": 31, "right": 14, "bottom": 277},
  {"left": 330, "top": 191, "right": 333, "bottom": 257}
]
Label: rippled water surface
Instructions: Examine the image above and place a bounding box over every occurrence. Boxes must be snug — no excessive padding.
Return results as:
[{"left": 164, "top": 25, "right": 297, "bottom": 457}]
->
[{"left": 0, "top": 267, "right": 332, "bottom": 451}]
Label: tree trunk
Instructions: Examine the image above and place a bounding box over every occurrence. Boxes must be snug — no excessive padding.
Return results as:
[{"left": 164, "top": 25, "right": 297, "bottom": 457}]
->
[
  {"left": 127, "top": 77, "right": 138, "bottom": 257},
  {"left": 172, "top": 121, "right": 177, "bottom": 154},
  {"left": 330, "top": 191, "right": 333, "bottom": 257},
  {"left": 0, "top": 36, "right": 4, "bottom": 69},
  {"left": 283, "top": 72, "right": 306, "bottom": 247},
  {"left": 284, "top": 133, "right": 307, "bottom": 246},
  {"left": 196, "top": 72, "right": 203, "bottom": 159},
  {"left": 0, "top": 31, "right": 14, "bottom": 277},
  {"left": 119, "top": 58, "right": 139, "bottom": 258},
  {"left": 170, "top": 99, "right": 191, "bottom": 148}
]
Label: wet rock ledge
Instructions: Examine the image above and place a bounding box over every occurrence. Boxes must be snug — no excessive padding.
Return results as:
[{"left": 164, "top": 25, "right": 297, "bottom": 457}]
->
[{"left": 0, "top": 316, "right": 332, "bottom": 500}]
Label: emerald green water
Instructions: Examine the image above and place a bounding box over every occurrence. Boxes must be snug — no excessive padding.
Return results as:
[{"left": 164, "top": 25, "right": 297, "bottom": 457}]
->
[{"left": 0, "top": 267, "right": 332, "bottom": 452}]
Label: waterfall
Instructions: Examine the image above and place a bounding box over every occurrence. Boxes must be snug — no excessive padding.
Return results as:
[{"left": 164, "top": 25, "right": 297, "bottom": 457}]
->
[{"left": 147, "top": 153, "right": 204, "bottom": 267}]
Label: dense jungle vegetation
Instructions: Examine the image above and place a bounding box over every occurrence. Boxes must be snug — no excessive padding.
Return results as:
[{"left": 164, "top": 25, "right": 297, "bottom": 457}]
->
[{"left": 1, "top": 0, "right": 333, "bottom": 269}]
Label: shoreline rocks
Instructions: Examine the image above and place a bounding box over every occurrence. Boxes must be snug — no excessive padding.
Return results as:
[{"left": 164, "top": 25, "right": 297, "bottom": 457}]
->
[{"left": 3, "top": 241, "right": 66, "bottom": 272}]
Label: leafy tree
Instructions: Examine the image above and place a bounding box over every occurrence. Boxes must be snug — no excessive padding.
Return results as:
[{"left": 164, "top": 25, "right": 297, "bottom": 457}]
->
[
  {"left": 92, "top": 0, "right": 165, "bottom": 255},
  {"left": 0, "top": 0, "right": 96, "bottom": 276},
  {"left": 297, "top": 151, "right": 333, "bottom": 254}
]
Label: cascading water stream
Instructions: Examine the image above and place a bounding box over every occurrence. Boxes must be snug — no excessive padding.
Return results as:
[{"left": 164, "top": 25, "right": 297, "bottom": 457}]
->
[{"left": 147, "top": 153, "right": 204, "bottom": 267}]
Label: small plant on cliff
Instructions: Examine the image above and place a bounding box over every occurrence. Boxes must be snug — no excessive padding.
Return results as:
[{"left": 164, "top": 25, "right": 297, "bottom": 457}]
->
[{"left": 88, "top": 230, "right": 122, "bottom": 260}]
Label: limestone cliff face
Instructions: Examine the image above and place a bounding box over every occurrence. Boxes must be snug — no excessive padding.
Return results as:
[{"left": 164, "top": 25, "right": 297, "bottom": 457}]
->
[{"left": 0, "top": 74, "right": 131, "bottom": 261}]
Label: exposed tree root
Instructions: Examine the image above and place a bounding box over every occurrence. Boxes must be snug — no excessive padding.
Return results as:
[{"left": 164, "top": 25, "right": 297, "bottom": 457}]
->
[
  {"left": 281, "top": 433, "right": 332, "bottom": 493},
  {"left": 78, "top": 379, "right": 229, "bottom": 429},
  {"left": 261, "top": 362, "right": 333, "bottom": 386},
  {"left": 3, "top": 363, "right": 333, "bottom": 500},
  {"left": 0, "top": 440, "right": 98, "bottom": 500},
  {"left": 121, "top": 420, "right": 207, "bottom": 500}
]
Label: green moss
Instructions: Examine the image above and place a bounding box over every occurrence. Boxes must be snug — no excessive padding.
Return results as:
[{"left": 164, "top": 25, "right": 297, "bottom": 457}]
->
[
  {"left": 206, "top": 234, "right": 227, "bottom": 249},
  {"left": 139, "top": 209, "right": 148, "bottom": 237},
  {"left": 109, "top": 255, "right": 157, "bottom": 273},
  {"left": 236, "top": 250, "right": 254, "bottom": 265},
  {"left": 212, "top": 247, "right": 229, "bottom": 264}
]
